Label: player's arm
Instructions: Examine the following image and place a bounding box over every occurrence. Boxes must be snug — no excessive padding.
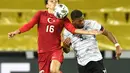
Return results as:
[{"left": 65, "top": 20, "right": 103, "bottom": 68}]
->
[
  {"left": 102, "top": 27, "right": 122, "bottom": 60},
  {"left": 62, "top": 38, "right": 71, "bottom": 53},
  {"left": 64, "top": 18, "right": 102, "bottom": 35},
  {"left": 8, "top": 11, "right": 41, "bottom": 38},
  {"left": 62, "top": 29, "right": 72, "bottom": 53},
  {"left": 90, "top": 20, "right": 122, "bottom": 60},
  {"left": 74, "top": 29, "right": 102, "bottom": 35}
]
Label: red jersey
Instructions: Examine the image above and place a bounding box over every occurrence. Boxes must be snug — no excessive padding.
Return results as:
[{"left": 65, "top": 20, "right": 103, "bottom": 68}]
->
[{"left": 19, "top": 11, "right": 75, "bottom": 53}]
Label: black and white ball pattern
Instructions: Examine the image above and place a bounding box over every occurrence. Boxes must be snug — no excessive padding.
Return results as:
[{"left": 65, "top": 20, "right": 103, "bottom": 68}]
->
[{"left": 54, "top": 4, "right": 69, "bottom": 19}]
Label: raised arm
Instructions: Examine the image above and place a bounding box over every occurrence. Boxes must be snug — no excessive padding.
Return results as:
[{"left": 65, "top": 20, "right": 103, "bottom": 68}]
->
[
  {"left": 8, "top": 11, "right": 42, "bottom": 38},
  {"left": 64, "top": 18, "right": 102, "bottom": 35},
  {"left": 90, "top": 20, "right": 122, "bottom": 60},
  {"left": 74, "top": 29, "right": 102, "bottom": 35},
  {"left": 102, "top": 28, "right": 122, "bottom": 60},
  {"left": 19, "top": 11, "right": 42, "bottom": 33}
]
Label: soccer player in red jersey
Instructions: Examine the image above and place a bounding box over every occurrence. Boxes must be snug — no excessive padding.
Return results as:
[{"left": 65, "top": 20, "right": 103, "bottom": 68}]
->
[{"left": 8, "top": 0, "right": 102, "bottom": 73}]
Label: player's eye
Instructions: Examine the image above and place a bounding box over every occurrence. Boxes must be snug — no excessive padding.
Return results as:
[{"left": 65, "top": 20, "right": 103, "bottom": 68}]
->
[
  {"left": 50, "top": 0, "right": 58, "bottom": 3},
  {"left": 50, "top": 1, "right": 53, "bottom": 3}
]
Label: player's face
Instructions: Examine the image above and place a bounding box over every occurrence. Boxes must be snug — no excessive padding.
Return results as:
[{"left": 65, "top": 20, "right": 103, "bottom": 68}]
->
[
  {"left": 72, "top": 18, "right": 84, "bottom": 29},
  {"left": 47, "top": 0, "right": 58, "bottom": 10}
]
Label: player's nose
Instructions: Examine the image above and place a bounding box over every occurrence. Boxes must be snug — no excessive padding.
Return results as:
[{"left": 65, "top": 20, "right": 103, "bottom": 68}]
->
[{"left": 81, "top": 21, "right": 84, "bottom": 24}]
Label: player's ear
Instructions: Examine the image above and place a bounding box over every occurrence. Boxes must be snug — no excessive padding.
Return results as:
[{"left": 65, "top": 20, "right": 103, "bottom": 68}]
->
[{"left": 46, "top": 4, "right": 49, "bottom": 8}]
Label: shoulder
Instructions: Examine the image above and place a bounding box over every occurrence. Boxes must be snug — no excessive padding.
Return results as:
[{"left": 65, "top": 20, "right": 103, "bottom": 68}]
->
[
  {"left": 62, "top": 17, "right": 72, "bottom": 25},
  {"left": 88, "top": 20, "right": 103, "bottom": 30},
  {"left": 83, "top": 20, "right": 96, "bottom": 28},
  {"left": 84, "top": 20, "right": 97, "bottom": 25},
  {"left": 84, "top": 20, "right": 102, "bottom": 27}
]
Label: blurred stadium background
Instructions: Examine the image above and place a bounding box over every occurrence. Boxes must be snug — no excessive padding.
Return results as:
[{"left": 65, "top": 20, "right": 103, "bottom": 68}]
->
[{"left": 0, "top": 0, "right": 130, "bottom": 73}]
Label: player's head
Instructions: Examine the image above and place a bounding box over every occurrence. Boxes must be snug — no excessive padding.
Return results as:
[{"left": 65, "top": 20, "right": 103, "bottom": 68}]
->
[
  {"left": 45, "top": 0, "right": 59, "bottom": 10},
  {"left": 71, "top": 9, "right": 85, "bottom": 29}
]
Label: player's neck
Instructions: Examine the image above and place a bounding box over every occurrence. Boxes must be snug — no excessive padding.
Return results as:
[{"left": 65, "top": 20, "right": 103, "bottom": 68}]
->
[{"left": 48, "top": 9, "right": 54, "bottom": 14}]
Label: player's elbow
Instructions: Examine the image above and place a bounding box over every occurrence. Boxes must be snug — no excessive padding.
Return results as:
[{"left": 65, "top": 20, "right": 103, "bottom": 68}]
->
[
  {"left": 103, "top": 30, "right": 112, "bottom": 36},
  {"left": 71, "top": 29, "right": 76, "bottom": 34},
  {"left": 68, "top": 28, "right": 76, "bottom": 34}
]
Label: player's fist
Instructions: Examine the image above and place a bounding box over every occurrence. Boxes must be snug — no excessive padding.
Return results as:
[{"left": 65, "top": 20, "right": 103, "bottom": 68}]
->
[
  {"left": 8, "top": 30, "right": 20, "bottom": 38},
  {"left": 63, "top": 38, "right": 71, "bottom": 47},
  {"left": 8, "top": 32, "right": 16, "bottom": 38},
  {"left": 62, "top": 38, "right": 71, "bottom": 53},
  {"left": 115, "top": 45, "right": 122, "bottom": 60}
]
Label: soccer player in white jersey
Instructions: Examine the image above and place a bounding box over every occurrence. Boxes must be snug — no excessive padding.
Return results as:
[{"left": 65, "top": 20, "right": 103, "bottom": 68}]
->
[{"left": 62, "top": 10, "right": 122, "bottom": 73}]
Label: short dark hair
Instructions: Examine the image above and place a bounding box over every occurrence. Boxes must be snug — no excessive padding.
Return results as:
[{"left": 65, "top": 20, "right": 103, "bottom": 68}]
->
[
  {"left": 45, "top": 0, "right": 48, "bottom": 5},
  {"left": 45, "top": 0, "right": 59, "bottom": 5},
  {"left": 71, "top": 10, "right": 83, "bottom": 20}
]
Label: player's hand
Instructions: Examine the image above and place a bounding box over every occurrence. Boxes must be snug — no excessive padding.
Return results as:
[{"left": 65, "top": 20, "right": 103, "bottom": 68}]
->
[
  {"left": 8, "top": 30, "right": 20, "bottom": 39},
  {"left": 8, "top": 31, "right": 17, "bottom": 38},
  {"left": 63, "top": 38, "right": 71, "bottom": 53},
  {"left": 63, "top": 38, "right": 71, "bottom": 47},
  {"left": 115, "top": 45, "right": 122, "bottom": 60}
]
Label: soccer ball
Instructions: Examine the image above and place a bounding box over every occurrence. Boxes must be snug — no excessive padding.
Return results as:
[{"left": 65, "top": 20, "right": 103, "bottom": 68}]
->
[{"left": 54, "top": 4, "right": 69, "bottom": 19}]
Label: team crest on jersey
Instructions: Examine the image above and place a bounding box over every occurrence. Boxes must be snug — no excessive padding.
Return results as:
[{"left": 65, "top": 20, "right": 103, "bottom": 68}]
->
[{"left": 47, "top": 18, "right": 56, "bottom": 23}]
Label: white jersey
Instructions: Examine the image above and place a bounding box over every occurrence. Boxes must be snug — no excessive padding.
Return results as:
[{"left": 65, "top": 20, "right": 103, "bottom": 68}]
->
[{"left": 63, "top": 20, "right": 103, "bottom": 66}]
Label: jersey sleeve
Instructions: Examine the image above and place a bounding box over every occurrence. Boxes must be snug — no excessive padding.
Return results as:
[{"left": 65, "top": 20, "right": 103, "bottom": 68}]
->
[
  {"left": 63, "top": 28, "right": 74, "bottom": 48},
  {"left": 64, "top": 18, "right": 76, "bottom": 34},
  {"left": 90, "top": 20, "right": 104, "bottom": 31},
  {"left": 63, "top": 28, "right": 72, "bottom": 39},
  {"left": 19, "top": 11, "right": 42, "bottom": 33}
]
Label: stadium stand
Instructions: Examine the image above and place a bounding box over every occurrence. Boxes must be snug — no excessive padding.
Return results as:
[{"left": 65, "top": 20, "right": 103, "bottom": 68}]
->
[
  {"left": 0, "top": 0, "right": 130, "bottom": 51},
  {"left": 107, "top": 11, "right": 127, "bottom": 25},
  {"left": 86, "top": 11, "right": 105, "bottom": 25}
]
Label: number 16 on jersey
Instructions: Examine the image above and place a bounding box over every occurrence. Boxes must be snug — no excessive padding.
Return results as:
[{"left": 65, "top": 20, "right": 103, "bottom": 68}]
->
[{"left": 46, "top": 25, "right": 55, "bottom": 33}]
